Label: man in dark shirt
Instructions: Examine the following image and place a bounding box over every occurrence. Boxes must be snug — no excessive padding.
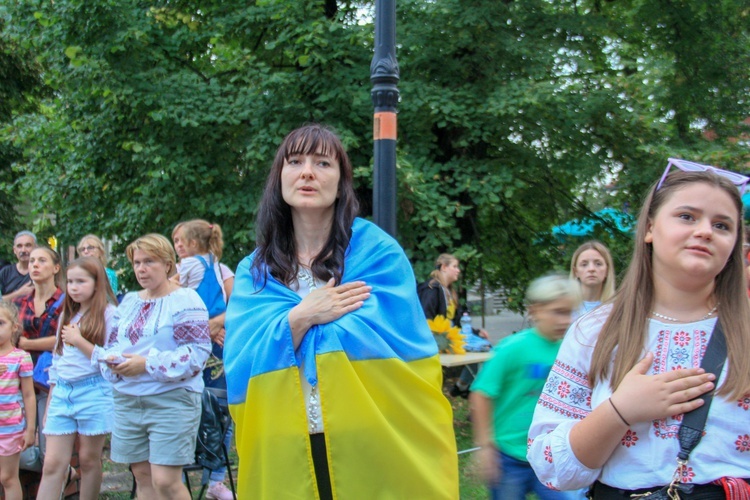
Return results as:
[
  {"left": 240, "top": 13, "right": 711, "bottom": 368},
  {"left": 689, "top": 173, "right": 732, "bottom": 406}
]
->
[{"left": 0, "top": 231, "right": 36, "bottom": 300}]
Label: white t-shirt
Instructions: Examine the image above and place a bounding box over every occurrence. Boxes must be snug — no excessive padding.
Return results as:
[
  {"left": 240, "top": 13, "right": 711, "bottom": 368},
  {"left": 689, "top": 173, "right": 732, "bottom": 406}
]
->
[{"left": 49, "top": 304, "right": 117, "bottom": 383}]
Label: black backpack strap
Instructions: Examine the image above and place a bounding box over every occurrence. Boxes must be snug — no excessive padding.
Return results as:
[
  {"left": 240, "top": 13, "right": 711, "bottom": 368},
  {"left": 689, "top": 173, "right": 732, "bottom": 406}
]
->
[{"left": 676, "top": 319, "right": 727, "bottom": 461}]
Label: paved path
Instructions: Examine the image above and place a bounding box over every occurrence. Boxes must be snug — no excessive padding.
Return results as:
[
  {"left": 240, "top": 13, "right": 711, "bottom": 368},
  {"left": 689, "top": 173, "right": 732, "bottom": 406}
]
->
[{"left": 471, "top": 309, "right": 527, "bottom": 345}]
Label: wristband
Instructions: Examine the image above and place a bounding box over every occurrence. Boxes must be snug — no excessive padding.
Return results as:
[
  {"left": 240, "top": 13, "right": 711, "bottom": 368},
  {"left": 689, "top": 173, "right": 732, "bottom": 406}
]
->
[{"left": 608, "top": 397, "right": 631, "bottom": 427}]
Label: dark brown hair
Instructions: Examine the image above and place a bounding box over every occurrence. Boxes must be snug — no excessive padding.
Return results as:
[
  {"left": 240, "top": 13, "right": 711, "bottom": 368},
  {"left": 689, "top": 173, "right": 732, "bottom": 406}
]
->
[{"left": 251, "top": 124, "right": 359, "bottom": 286}]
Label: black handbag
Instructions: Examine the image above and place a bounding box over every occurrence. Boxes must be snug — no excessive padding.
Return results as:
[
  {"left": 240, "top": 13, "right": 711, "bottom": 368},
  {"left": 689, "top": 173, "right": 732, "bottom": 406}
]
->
[{"left": 194, "top": 388, "right": 232, "bottom": 470}]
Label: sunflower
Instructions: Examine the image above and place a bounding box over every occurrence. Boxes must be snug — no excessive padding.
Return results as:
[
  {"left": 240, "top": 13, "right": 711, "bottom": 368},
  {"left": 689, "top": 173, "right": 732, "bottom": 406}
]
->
[{"left": 427, "top": 315, "right": 466, "bottom": 354}]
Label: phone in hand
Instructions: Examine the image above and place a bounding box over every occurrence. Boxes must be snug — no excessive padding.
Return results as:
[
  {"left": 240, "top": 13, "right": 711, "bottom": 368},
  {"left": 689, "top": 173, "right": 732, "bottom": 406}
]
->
[{"left": 98, "top": 355, "right": 127, "bottom": 365}]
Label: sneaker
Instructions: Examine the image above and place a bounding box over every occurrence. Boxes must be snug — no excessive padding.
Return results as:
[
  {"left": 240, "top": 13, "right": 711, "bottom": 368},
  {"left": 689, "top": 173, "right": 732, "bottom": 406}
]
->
[
  {"left": 449, "top": 384, "right": 470, "bottom": 399},
  {"left": 206, "top": 481, "right": 234, "bottom": 500}
]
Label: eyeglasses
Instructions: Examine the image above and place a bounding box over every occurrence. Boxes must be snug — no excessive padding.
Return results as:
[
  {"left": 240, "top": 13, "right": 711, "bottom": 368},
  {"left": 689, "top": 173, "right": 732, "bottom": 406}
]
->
[
  {"left": 657, "top": 158, "right": 749, "bottom": 195},
  {"left": 77, "top": 245, "right": 97, "bottom": 253}
]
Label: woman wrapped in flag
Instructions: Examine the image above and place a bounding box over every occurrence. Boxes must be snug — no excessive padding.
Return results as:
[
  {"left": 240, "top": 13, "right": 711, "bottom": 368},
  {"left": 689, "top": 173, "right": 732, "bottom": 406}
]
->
[{"left": 224, "top": 124, "right": 458, "bottom": 499}]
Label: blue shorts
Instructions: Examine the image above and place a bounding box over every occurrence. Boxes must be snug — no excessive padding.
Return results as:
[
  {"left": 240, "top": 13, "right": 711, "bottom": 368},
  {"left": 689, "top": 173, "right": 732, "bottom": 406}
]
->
[{"left": 44, "top": 374, "right": 114, "bottom": 436}]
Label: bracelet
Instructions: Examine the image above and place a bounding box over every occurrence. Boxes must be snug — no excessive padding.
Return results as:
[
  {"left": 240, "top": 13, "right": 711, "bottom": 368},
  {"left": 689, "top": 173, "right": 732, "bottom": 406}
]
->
[{"left": 608, "top": 397, "right": 631, "bottom": 427}]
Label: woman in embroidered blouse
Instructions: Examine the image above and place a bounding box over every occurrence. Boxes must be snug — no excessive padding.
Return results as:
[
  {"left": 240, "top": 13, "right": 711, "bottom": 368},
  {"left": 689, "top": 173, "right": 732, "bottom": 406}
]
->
[
  {"left": 568, "top": 241, "right": 616, "bottom": 320},
  {"left": 527, "top": 162, "right": 750, "bottom": 498},
  {"left": 94, "top": 233, "right": 210, "bottom": 500},
  {"left": 224, "top": 124, "right": 458, "bottom": 499}
]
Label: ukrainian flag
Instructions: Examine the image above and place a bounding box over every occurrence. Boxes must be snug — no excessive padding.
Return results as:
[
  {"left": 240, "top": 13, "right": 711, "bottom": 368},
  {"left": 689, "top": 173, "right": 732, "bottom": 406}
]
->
[{"left": 225, "top": 218, "right": 458, "bottom": 499}]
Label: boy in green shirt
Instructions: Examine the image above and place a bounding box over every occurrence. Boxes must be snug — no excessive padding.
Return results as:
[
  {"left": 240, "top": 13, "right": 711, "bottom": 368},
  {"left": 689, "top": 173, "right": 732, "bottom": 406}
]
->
[{"left": 471, "top": 274, "right": 579, "bottom": 500}]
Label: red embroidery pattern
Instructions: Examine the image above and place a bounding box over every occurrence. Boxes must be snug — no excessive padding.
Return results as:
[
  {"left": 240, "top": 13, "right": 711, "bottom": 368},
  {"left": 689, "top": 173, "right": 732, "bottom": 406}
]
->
[
  {"left": 621, "top": 430, "right": 638, "bottom": 447},
  {"left": 126, "top": 302, "right": 154, "bottom": 345},
  {"left": 107, "top": 327, "right": 119, "bottom": 346},
  {"left": 736, "top": 434, "right": 750, "bottom": 452},
  {"left": 738, "top": 396, "right": 750, "bottom": 411},
  {"left": 545, "top": 482, "right": 560, "bottom": 491},
  {"left": 672, "top": 330, "right": 691, "bottom": 346},
  {"left": 544, "top": 445, "right": 553, "bottom": 463},
  {"left": 173, "top": 322, "right": 209, "bottom": 344},
  {"left": 557, "top": 381, "right": 571, "bottom": 398},
  {"left": 679, "top": 466, "right": 695, "bottom": 483},
  {"left": 538, "top": 393, "right": 588, "bottom": 420},
  {"left": 538, "top": 360, "right": 591, "bottom": 420},
  {"left": 652, "top": 327, "right": 708, "bottom": 440}
]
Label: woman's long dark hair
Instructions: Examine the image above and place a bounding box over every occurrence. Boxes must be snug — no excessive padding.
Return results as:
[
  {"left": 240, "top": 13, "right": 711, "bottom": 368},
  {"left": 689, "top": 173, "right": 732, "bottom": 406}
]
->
[{"left": 252, "top": 124, "right": 360, "bottom": 286}]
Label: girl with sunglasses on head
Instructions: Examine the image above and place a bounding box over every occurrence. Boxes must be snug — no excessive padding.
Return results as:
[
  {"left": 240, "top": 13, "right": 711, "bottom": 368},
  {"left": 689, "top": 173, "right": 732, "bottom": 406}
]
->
[{"left": 527, "top": 160, "right": 750, "bottom": 499}]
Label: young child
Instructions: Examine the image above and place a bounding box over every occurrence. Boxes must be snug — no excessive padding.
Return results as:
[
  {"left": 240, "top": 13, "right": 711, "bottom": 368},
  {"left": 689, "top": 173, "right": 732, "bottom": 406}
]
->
[
  {"left": 0, "top": 301, "right": 36, "bottom": 500},
  {"left": 36, "top": 257, "right": 117, "bottom": 500},
  {"left": 172, "top": 219, "right": 234, "bottom": 500},
  {"left": 528, "top": 159, "right": 750, "bottom": 498},
  {"left": 568, "top": 241, "right": 616, "bottom": 320},
  {"left": 470, "top": 274, "right": 578, "bottom": 500}
]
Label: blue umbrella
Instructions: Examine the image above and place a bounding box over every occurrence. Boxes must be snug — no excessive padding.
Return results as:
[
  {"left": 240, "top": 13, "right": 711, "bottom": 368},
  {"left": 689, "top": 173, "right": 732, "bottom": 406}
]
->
[
  {"left": 742, "top": 192, "right": 750, "bottom": 218},
  {"left": 552, "top": 208, "right": 634, "bottom": 238}
]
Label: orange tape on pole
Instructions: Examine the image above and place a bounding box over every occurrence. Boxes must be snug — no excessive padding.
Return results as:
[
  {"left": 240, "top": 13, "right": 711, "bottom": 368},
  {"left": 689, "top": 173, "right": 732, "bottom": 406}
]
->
[{"left": 374, "top": 112, "right": 397, "bottom": 141}]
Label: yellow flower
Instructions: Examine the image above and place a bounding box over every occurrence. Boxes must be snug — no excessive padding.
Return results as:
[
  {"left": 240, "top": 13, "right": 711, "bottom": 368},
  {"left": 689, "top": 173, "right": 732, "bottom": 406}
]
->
[
  {"left": 427, "top": 315, "right": 466, "bottom": 354},
  {"left": 427, "top": 315, "right": 452, "bottom": 334}
]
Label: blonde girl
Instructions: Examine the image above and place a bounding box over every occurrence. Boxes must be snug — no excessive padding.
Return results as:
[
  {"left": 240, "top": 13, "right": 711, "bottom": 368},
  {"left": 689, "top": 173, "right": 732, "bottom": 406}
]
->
[
  {"left": 568, "top": 241, "right": 616, "bottom": 319},
  {"left": 528, "top": 161, "right": 750, "bottom": 498},
  {"left": 37, "top": 257, "right": 117, "bottom": 499},
  {"left": 0, "top": 301, "right": 35, "bottom": 500}
]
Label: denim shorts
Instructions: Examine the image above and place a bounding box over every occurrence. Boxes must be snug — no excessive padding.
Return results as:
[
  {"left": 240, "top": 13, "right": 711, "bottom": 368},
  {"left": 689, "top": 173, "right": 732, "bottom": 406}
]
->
[
  {"left": 44, "top": 374, "right": 114, "bottom": 436},
  {"left": 110, "top": 387, "right": 201, "bottom": 466}
]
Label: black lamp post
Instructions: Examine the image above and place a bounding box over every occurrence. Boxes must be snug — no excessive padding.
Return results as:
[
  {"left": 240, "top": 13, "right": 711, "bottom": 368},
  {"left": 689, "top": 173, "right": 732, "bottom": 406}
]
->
[{"left": 370, "top": 0, "right": 399, "bottom": 237}]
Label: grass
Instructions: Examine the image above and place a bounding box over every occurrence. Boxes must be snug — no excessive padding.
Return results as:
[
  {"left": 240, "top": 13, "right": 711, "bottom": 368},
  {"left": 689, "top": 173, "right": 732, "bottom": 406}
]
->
[
  {"left": 451, "top": 395, "right": 490, "bottom": 500},
  {"left": 447, "top": 371, "right": 539, "bottom": 500},
  {"left": 96, "top": 436, "right": 240, "bottom": 499}
]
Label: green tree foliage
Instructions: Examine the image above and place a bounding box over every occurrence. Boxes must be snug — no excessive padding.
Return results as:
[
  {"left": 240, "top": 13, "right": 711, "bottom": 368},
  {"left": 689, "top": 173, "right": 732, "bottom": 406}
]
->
[
  {"left": 2, "top": 0, "right": 747, "bottom": 300},
  {"left": 0, "top": 13, "right": 48, "bottom": 256}
]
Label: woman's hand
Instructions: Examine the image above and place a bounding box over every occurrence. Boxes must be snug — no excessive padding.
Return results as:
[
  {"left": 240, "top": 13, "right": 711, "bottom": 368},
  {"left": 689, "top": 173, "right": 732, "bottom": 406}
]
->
[
  {"left": 208, "top": 314, "right": 225, "bottom": 343},
  {"left": 213, "top": 328, "right": 226, "bottom": 347},
  {"left": 61, "top": 323, "right": 83, "bottom": 347},
  {"left": 110, "top": 354, "right": 148, "bottom": 377},
  {"left": 288, "top": 279, "right": 372, "bottom": 348},
  {"left": 610, "top": 352, "right": 716, "bottom": 424}
]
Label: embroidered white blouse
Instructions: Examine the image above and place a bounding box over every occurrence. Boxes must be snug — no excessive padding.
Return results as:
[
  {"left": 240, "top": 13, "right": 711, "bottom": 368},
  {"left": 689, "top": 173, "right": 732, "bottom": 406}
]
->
[
  {"left": 93, "top": 288, "right": 211, "bottom": 396},
  {"left": 527, "top": 306, "right": 750, "bottom": 491}
]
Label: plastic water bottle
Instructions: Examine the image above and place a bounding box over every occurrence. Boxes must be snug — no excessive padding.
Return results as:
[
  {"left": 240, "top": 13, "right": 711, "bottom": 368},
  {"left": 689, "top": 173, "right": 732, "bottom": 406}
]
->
[{"left": 460, "top": 312, "right": 473, "bottom": 336}]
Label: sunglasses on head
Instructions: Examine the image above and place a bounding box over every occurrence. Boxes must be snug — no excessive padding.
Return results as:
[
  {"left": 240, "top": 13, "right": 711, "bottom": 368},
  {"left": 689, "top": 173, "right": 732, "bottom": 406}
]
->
[{"left": 656, "top": 158, "right": 749, "bottom": 195}]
